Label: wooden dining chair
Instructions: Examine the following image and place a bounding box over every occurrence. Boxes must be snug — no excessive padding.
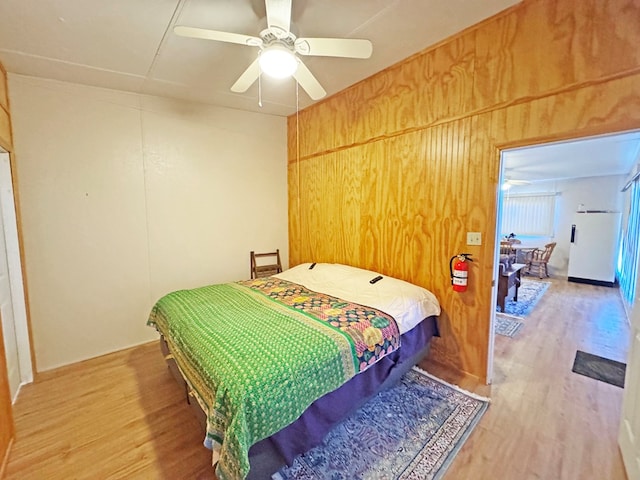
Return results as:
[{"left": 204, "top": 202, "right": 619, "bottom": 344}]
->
[
  {"left": 250, "top": 249, "right": 282, "bottom": 279},
  {"left": 524, "top": 242, "right": 556, "bottom": 278},
  {"left": 499, "top": 241, "right": 514, "bottom": 255}
]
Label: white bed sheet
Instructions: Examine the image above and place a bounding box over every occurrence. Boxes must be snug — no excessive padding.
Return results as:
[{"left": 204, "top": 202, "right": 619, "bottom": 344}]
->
[{"left": 274, "top": 263, "right": 441, "bottom": 334}]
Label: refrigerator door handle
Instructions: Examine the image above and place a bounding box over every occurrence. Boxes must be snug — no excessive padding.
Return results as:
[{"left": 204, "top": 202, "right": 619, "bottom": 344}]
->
[{"left": 570, "top": 224, "right": 576, "bottom": 243}]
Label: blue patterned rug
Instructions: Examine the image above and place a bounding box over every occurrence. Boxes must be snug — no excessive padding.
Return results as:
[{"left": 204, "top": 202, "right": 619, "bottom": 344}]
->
[
  {"left": 273, "top": 367, "right": 489, "bottom": 480},
  {"left": 495, "top": 313, "right": 523, "bottom": 337},
  {"left": 501, "top": 279, "right": 550, "bottom": 317}
]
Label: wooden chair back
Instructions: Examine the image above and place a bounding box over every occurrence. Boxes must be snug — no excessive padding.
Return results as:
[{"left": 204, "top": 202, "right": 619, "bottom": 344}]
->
[
  {"left": 250, "top": 249, "right": 282, "bottom": 279},
  {"left": 534, "top": 242, "right": 556, "bottom": 262},
  {"left": 499, "top": 241, "right": 513, "bottom": 255},
  {"left": 524, "top": 242, "right": 556, "bottom": 278}
]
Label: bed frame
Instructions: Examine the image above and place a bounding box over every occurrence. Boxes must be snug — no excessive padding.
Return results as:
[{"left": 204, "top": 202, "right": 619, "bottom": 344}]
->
[{"left": 159, "top": 316, "right": 439, "bottom": 479}]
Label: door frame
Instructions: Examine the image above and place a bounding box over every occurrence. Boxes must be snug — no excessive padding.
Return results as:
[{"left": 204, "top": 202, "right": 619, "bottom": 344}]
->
[
  {"left": 0, "top": 147, "right": 32, "bottom": 396},
  {"left": 486, "top": 151, "right": 509, "bottom": 383},
  {"left": 618, "top": 167, "right": 640, "bottom": 479},
  {"left": 490, "top": 132, "right": 640, "bottom": 480}
]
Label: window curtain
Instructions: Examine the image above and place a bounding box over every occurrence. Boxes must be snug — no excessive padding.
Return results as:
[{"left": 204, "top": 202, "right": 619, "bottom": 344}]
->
[
  {"left": 501, "top": 193, "right": 556, "bottom": 237},
  {"left": 619, "top": 180, "right": 640, "bottom": 306}
]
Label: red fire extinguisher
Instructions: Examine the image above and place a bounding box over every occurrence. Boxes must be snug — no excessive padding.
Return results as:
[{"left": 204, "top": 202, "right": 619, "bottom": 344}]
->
[{"left": 449, "top": 253, "right": 473, "bottom": 292}]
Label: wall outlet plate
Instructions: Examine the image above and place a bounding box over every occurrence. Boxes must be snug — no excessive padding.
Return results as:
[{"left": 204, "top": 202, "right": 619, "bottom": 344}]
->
[{"left": 467, "top": 232, "right": 482, "bottom": 245}]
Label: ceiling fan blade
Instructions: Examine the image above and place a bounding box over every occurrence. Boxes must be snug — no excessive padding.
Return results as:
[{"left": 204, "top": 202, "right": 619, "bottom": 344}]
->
[
  {"left": 231, "top": 58, "right": 261, "bottom": 93},
  {"left": 295, "top": 38, "right": 373, "bottom": 59},
  {"left": 174, "top": 26, "right": 262, "bottom": 47},
  {"left": 504, "top": 178, "right": 532, "bottom": 187},
  {"left": 265, "top": 0, "right": 292, "bottom": 37},
  {"left": 293, "top": 61, "right": 326, "bottom": 100}
]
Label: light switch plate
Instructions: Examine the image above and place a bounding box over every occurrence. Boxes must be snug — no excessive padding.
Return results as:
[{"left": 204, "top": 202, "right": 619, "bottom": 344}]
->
[{"left": 467, "top": 232, "right": 482, "bottom": 245}]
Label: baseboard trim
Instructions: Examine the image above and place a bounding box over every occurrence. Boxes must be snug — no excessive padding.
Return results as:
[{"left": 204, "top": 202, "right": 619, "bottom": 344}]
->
[{"left": 568, "top": 276, "right": 618, "bottom": 288}]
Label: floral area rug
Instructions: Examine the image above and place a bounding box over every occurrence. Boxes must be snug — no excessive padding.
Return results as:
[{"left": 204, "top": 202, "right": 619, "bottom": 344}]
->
[
  {"left": 495, "top": 313, "right": 523, "bottom": 337},
  {"left": 501, "top": 279, "right": 551, "bottom": 317},
  {"left": 273, "top": 367, "right": 489, "bottom": 480}
]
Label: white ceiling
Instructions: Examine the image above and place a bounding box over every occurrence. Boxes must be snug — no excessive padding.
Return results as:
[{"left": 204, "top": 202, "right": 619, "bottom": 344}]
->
[
  {"left": 0, "top": 0, "right": 520, "bottom": 117},
  {"left": 1, "top": 0, "right": 638, "bottom": 181},
  {"left": 504, "top": 131, "right": 640, "bottom": 184}
]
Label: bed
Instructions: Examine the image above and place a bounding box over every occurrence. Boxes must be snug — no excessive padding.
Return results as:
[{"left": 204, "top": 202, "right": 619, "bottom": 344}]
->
[{"left": 147, "top": 262, "right": 441, "bottom": 480}]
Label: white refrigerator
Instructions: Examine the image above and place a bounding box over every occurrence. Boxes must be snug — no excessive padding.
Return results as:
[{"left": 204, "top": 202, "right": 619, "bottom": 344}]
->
[{"left": 567, "top": 211, "right": 622, "bottom": 286}]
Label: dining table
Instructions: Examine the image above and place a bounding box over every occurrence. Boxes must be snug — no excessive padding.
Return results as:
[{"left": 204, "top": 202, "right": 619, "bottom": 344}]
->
[{"left": 508, "top": 243, "right": 543, "bottom": 264}]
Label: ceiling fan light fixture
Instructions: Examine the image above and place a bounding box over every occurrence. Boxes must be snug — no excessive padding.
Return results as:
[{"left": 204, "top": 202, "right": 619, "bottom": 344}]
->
[{"left": 259, "top": 45, "right": 298, "bottom": 78}]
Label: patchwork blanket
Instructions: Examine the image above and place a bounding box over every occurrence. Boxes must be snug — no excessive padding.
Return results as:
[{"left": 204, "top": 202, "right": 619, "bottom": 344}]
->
[{"left": 147, "top": 277, "right": 400, "bottom": 480}]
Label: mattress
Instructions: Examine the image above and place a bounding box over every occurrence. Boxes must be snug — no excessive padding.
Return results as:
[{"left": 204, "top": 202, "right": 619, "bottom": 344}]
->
[{"left": 148, "top": 263, "right": 441, "bottom": 480}]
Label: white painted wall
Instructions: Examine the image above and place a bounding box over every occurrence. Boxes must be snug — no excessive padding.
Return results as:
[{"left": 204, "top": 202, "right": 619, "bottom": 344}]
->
[
  {"left": 506, "top": 175, "right": 625, "bottom": 277},
  {"left": 8, "top": 75, "right": 288, "bottom": 371}
]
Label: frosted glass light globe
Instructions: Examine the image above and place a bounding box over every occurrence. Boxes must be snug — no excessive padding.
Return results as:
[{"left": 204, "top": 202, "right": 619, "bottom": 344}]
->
[{"left": 259, "top": 46, "right": 298, "bottom": 78}]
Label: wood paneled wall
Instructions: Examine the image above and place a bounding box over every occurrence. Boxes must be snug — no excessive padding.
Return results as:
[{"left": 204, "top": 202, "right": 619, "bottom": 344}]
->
[
  {"left": 287, "top": 0, "right": 640, "bottom": 382},
  {"left": 0, "top": 63, "right": 11, "bottom": 151},
  {"left": 0, "top": 62, "right": 14, "bottom": 480}
]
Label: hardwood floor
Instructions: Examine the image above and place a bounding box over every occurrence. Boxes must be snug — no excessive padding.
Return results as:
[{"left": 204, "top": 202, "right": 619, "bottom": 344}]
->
[
  {"left": 426, "top": 276, "right": 630, "bottom": 479},
  {"left": 4, "top": 277, "right": 630, "bottom": 479},
  {"left": 4, "top": 342, "right": 216, "bottom": 479}
]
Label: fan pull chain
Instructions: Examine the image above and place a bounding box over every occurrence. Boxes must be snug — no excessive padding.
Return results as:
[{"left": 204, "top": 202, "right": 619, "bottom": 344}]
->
[
  {"left": 258, "top": 72, "right": 263, "bottom": 108},
  {"left": 296, "top": 79, "right": 300, "bottom": 245}
]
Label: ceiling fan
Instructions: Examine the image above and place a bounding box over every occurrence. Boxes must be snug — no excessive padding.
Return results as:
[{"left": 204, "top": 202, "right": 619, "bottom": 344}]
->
[
  {"left": 174, "top": 0, "right": 373, "bottom": 100},
  {"left": 501, "top": 178, "right": 532, "bottom": 190},
  {"left": 501, "top": 168, "right": 532, "bottom": 190}
]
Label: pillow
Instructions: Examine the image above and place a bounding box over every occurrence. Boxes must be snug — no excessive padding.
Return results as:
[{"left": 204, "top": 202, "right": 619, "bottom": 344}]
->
[{"left": 274, "top": 263, "right": 441, "bottom": 334}]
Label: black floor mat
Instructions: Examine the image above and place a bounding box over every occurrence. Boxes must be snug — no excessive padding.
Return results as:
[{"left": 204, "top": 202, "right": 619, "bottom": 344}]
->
[{"left": 572, "top": 350, "right": 626, "bottom": 388}]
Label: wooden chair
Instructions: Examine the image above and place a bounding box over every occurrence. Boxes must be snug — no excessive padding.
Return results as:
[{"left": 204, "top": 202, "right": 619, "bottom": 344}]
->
[
  {"left": 524, "top": 242, "right": 556, "bottom": 278},
  {"left": 499, "top": 241, "right": 516, "bottom": 267},
  {"left": 250, "top": 249, "right": 282, "bottom": 279},
  {"left": 499, "top": 241, "right": 514, "bottom": 255}
]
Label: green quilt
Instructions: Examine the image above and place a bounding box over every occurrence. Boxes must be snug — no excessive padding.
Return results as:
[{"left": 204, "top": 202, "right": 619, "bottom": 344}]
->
[{"left": 147, "top": 277, "right": 400, "bottom": 480}]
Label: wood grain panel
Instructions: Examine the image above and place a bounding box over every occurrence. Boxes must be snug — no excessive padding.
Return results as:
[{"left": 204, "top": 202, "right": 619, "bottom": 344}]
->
[
  {"left": 0, "top": 64, "right": 8, "bottom": 111},
  {"left": 490, "top": 73, "right": 640, "bottom": 149},
  {"left": 352, "top": 35, "right": 476, "bottom": 144},
  {"left": 289, "top": 34, "right": 477, "bottom": 160},
  {"left": 289, "top": 149, "right": 363, "bottom": 265},
  {"left": 359, "top": 133, "right": 434, "bottom": 279},
  {"left": 421, "top": 118, "right": 496, "bottom": 375},
  {"left": 287, "top": 100, "right": 354, "bottom": 161},
  {"left": 288, "top": 0, "right": 640, "bottom": 381},
  {"left": 473, "top": 0, "right": 640, "bottom": 112},
  {"left": 0, "top": 63, "right": 11, "bottom": 150},
  {"left": 0, "top": 106, "right": 11, "bottom": 151}
]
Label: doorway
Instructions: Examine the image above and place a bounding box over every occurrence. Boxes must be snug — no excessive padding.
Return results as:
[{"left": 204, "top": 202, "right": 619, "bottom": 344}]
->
[
  {"left": 498, "top": 131, "right": 640, "bottom": 275},
  {"left": 0, "top": 149, "right": 32, "bottom": 401},
  {"left": 490, "top": 130, "right": 640, "bottom": 380},
  {"left": 491, "top": 131, "right": 640, "bottom": 477}
]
